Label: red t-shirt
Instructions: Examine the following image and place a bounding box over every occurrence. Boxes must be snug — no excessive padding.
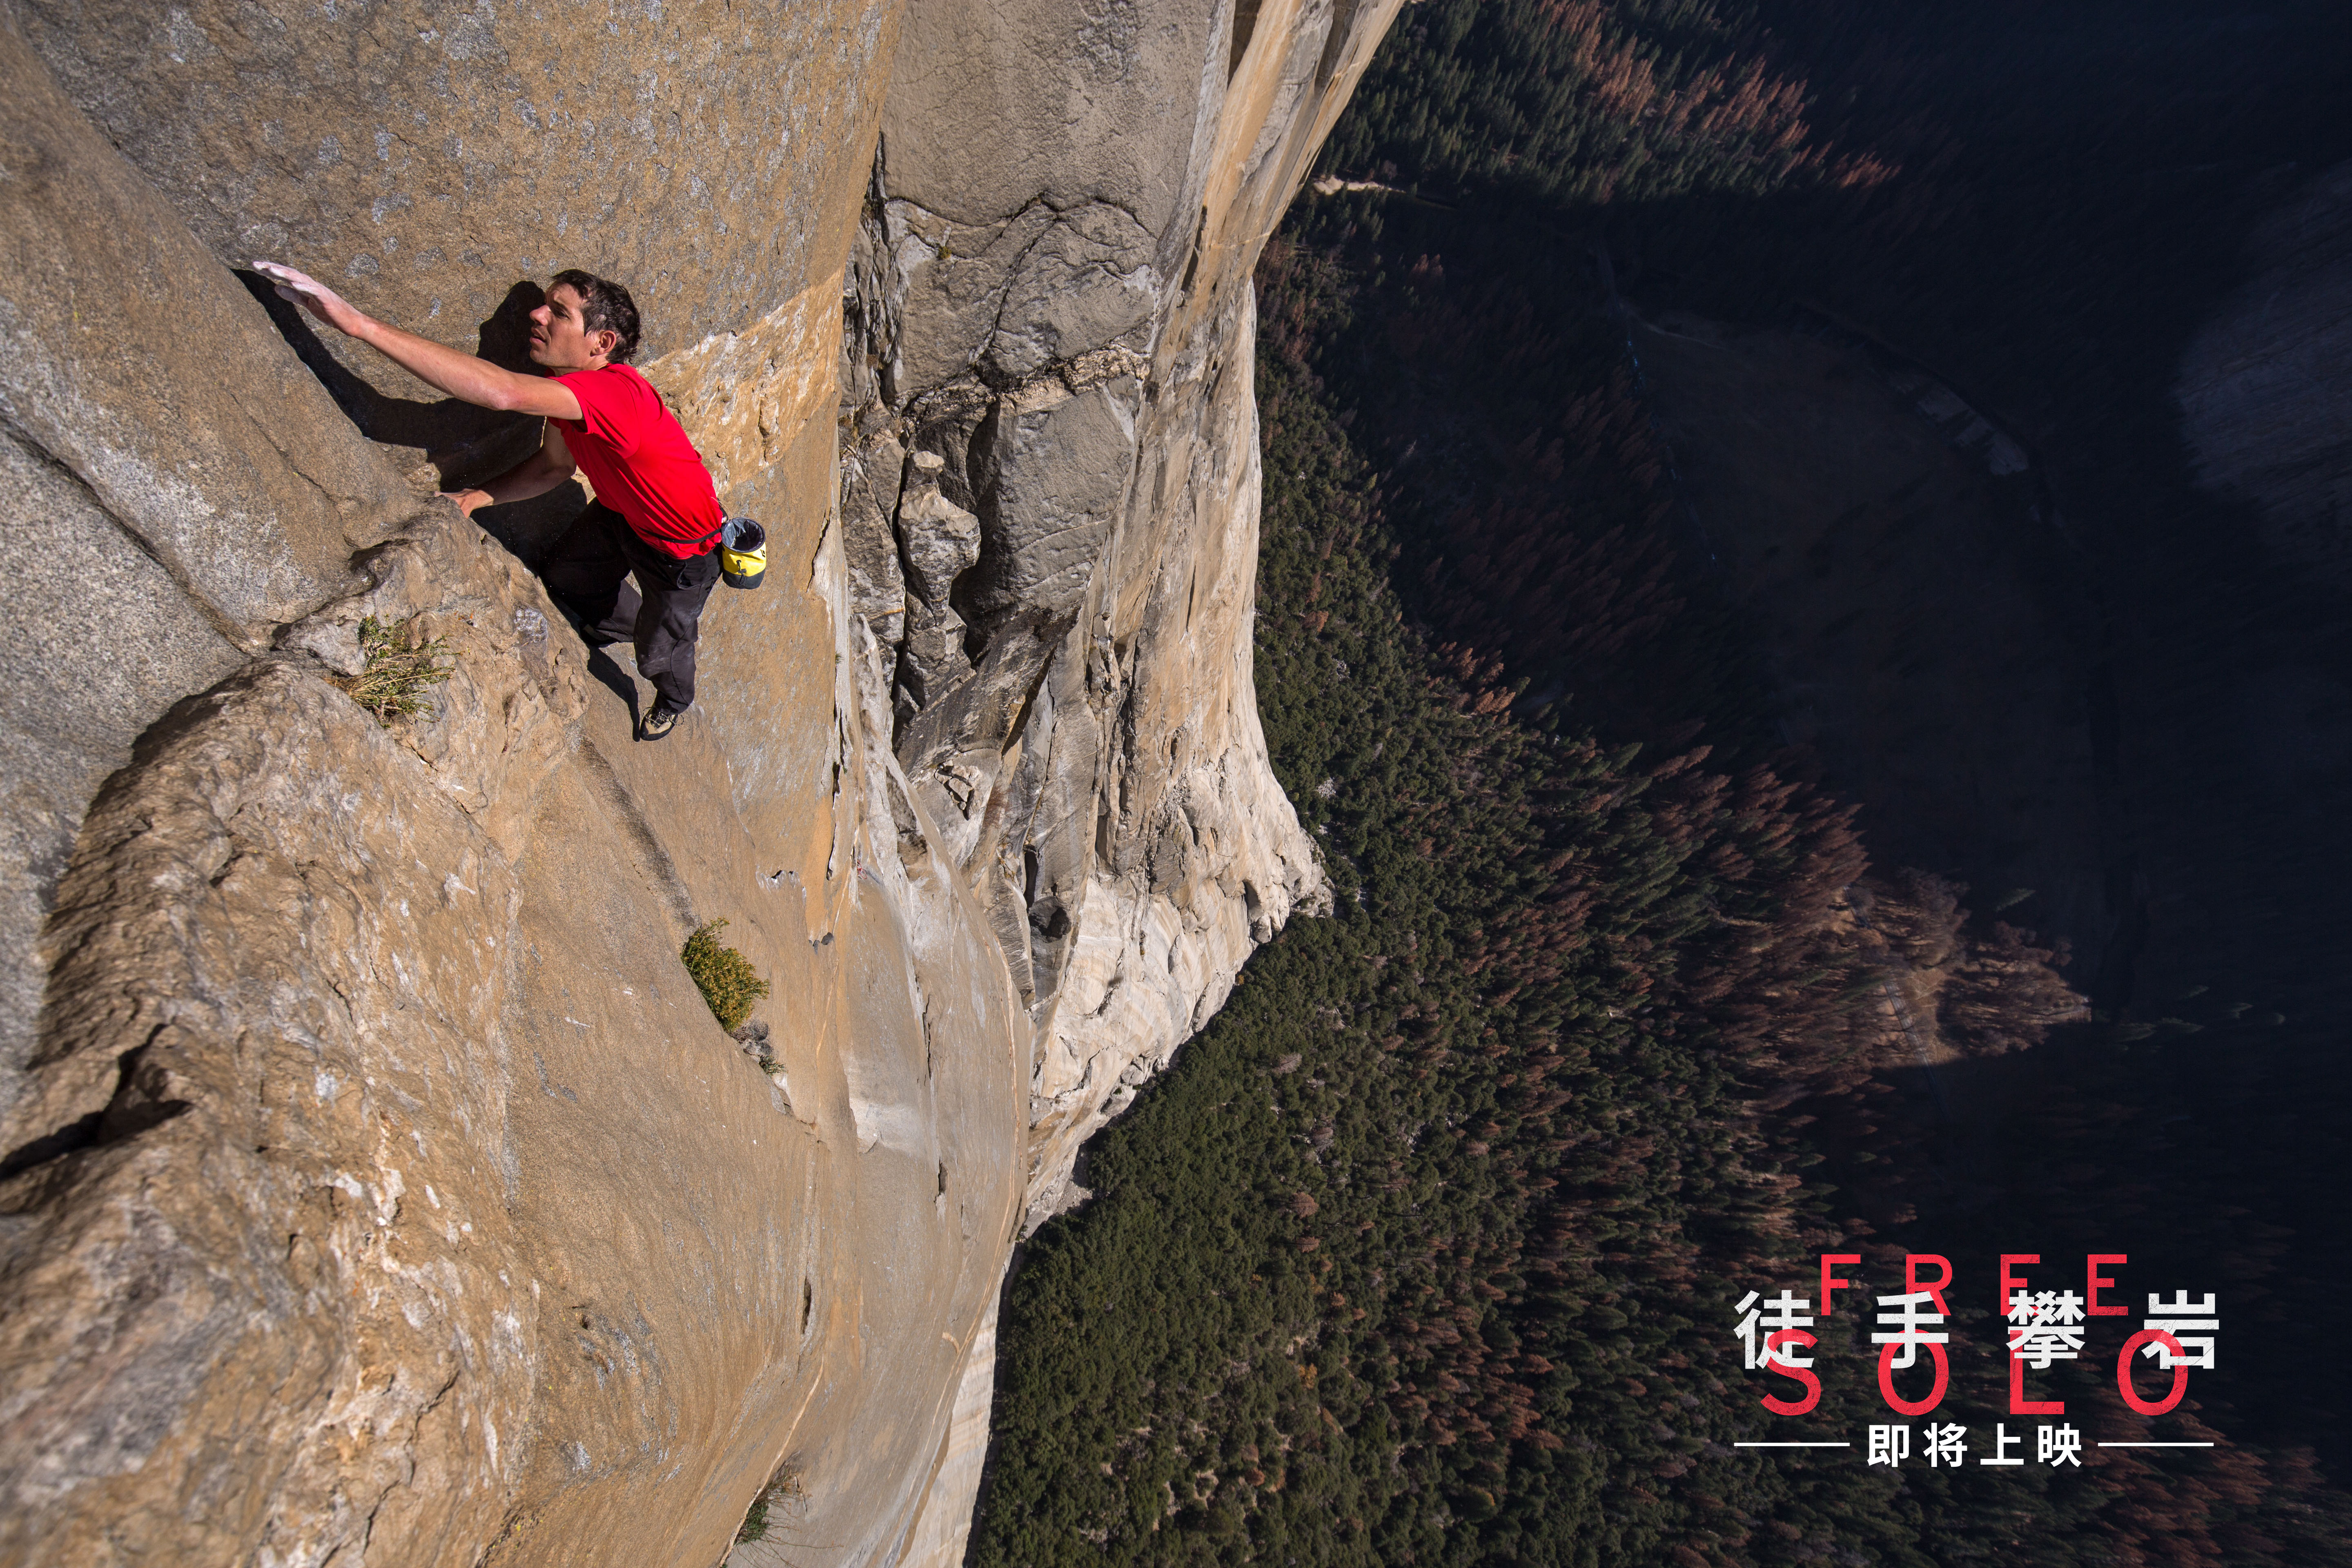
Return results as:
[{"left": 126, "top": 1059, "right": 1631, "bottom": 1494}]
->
[{"left": 554, "top": 364, "right": 725, "bottom": 558}]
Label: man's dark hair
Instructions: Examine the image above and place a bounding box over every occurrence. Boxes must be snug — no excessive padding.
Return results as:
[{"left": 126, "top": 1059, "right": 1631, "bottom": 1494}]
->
[{"left": 551, "top": 269, "right": 642, "bottom": 364}]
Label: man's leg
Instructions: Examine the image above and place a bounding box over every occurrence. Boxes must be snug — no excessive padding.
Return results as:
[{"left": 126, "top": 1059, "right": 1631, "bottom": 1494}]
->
[
  {"left": 538, "top": 503, "right": 642, "bottom": 644},
  {"left": 621, "top": 533, "right": 722, "bottom": 715}
]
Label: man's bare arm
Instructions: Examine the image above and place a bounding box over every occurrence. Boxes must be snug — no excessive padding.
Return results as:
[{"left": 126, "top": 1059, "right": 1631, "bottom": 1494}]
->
[
  {"left": 445, "top": 423, "right": 578, "bottom": 519},
  {"left": 253, "top": 261, "right": 583, "bottom": 421}
]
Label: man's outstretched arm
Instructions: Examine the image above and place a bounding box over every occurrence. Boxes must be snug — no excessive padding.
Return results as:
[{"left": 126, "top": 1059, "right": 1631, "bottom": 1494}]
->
[{"left": 253, "top": 262, "right": 583, "bottom": 422}]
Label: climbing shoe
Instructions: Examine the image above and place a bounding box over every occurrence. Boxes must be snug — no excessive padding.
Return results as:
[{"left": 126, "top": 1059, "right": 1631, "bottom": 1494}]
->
[{"left": 639, "top": 702, "right": 683, "bottom": 742}]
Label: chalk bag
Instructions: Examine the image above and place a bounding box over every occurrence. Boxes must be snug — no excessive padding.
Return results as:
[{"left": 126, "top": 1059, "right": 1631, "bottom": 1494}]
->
[{"left": 719, "top": 517, "right": 767, "bottom": 590}]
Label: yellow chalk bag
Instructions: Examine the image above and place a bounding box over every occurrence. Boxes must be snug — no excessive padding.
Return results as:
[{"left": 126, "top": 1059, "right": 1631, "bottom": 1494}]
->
[{"left": 720, "top": 517, "right": 767, "bottom": 590}]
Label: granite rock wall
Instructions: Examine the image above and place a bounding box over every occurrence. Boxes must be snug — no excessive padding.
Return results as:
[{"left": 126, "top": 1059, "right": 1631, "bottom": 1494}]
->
[{"left": 0, "top": 0, "right": 1394, "bottom": 1561}]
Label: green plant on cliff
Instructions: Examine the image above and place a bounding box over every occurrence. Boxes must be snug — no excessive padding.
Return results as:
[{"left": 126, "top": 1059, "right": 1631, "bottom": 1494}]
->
[
  {"left": 735, "top": 1459, "right": 805, "bottom": 1544},
  {"left": 684, "top": 920, "right": 769, "bottom": 1033},
  {"left": 347, "top": 614, "right": 454, "bottom": 724}
]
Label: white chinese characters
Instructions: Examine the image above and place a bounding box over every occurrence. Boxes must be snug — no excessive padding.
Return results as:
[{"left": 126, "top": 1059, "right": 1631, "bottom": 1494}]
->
[
  {"left": 2142, "top": 1290, "right": 2219, "bottom": 1370},
  {"left": 1871, "top": 1290, "right": 1949, "bottom": 1368},
  {"left": 2007, "top": 1288, "right": 2087, "bottom": 1370},
  {"left": 1735, "top": 1289, "right": 1815, "bottom": 1370},
  {"left": 1865, "top": 1423, "right": 2076, "bottom": 1467}
]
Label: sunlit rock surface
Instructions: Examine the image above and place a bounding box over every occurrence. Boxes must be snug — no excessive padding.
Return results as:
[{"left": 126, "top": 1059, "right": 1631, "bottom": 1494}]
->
[{"left": 0, "top": 0, "right": 1390, "bottom": 1563}]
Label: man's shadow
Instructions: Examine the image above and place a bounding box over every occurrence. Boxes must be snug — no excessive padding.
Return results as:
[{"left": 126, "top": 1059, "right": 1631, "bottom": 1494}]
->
[
  {"left": 581, "top": 645, "right": 643, "bottom": 730},
  {"left": 238, "top": 272, "right": 587, "bottom": 565}
]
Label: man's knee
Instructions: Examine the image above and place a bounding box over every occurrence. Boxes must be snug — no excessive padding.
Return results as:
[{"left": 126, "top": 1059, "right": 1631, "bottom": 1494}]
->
[{"left": 642, "top": 586, "right": 709, "bottom": 647}]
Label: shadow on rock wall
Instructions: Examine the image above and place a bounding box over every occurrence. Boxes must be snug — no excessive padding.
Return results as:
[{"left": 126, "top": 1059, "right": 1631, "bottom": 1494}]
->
[{"left": 238, "top": 269, "right": 592, "bottom": 563}]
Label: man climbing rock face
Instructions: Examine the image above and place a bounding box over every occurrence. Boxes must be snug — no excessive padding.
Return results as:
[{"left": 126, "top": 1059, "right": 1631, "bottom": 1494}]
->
[{"left": 254, "top": 261, "right": 724, "bottom": 741}]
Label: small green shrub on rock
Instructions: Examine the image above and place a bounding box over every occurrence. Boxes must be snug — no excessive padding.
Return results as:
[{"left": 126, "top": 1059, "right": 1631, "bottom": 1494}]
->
[
  {"left": 734, "top": 1492, "right": 769, "bottom": 1545},
  {"left": 683, "top": 919, "right": 769, "bottom": 1032},
  {"left": 735, "top": 1459, "right": 804, "bottom": 1544},
  {"left": 348, "top": 615, "right": 454, "bottom": 724}
]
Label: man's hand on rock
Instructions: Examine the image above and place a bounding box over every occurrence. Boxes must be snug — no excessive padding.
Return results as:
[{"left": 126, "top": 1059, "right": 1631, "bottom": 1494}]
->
[
  {"left": 443, "top": 489, "right": 494, "bottom": 519},
  {"left": 252, "top": 261, "right": 370, "bottom": 337}
]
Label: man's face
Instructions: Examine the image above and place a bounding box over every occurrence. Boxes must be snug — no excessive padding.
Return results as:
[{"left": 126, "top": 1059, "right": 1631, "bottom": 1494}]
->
[{"left": 527, "top": 285, "right": 613, "bottom": 373}]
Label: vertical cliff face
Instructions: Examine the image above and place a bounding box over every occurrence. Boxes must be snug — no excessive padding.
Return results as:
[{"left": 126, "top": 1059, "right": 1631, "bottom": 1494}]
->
[
  {"left": 844, "top": 0, "right": 1393, "bottom": 1237},
  {"left": 836, "top": 3, "right": 1401, "bottom": 1554},
  {"left": 0, "top": 0, "right": 1393, "bottom": 1563}
]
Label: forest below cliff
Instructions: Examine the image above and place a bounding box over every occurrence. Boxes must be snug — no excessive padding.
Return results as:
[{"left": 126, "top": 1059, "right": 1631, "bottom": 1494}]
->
[{"left": 971, "top": 2, "right": 2352, "bottom": 1564}]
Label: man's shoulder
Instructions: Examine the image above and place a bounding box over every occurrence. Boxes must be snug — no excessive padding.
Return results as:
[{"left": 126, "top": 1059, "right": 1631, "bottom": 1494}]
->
[
  {"left": 559, "top": 363, "right": 674, "bottom": 431},
  {"left": 560, "top": 362, "right": 656, "bottom": 401}
]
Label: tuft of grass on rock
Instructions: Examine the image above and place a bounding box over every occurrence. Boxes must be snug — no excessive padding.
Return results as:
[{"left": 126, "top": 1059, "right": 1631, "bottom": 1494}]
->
[
  {"left": 684, "top": 919, "right": 770, "bottom": 1033},
  {"left": 348, "top": 615, "right": 455, "bottom": 724},
  {"left": 735, "top": 1459, "right": 805, "bottom": 1544}
]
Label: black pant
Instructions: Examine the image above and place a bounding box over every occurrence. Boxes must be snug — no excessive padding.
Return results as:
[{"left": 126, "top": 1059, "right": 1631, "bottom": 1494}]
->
[{"left": 540, "top": 502, "right": 721, "bottom": 711}]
